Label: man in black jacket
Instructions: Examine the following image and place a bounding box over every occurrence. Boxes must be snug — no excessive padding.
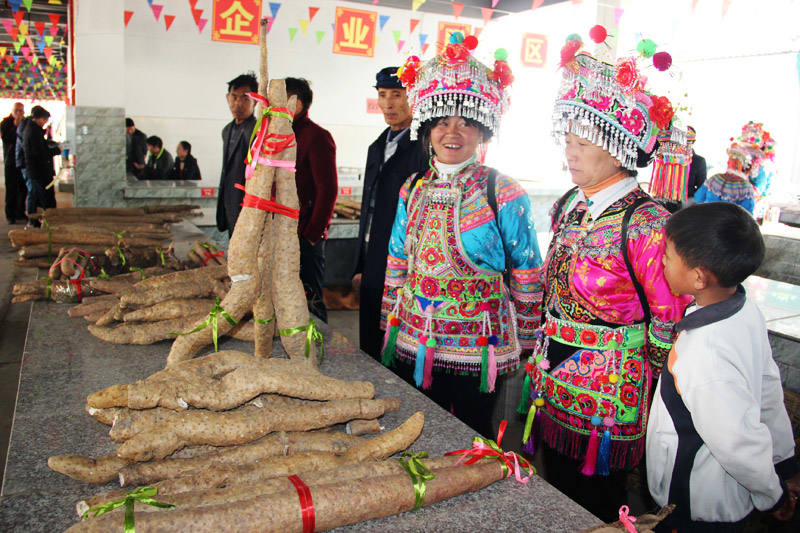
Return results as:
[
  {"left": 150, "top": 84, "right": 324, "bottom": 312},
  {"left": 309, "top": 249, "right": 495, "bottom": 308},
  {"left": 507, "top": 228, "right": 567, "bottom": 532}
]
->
[
  {"left": 22, "top": 106, "right": 60, "bottom": 225},
  {"left": 141, "top": 136, "right": 174, "bottom": 180},
  {"left": 352, "top": 67, "right": 426, "bottom": 360},
  {"left": 216, "top": 72, "right": 258, "bottom": 237},
  {"left": 686, "top": 126, "right": 707, "bottom": 202},
  {"left": 1, "top": 102, "right": 26, "bottom": 223},
  {"left": 126, "top": 118, "right": 148, "bottom": 177},
  {"left": 167, "top": 141, "right": 202, "bottom": 180}
]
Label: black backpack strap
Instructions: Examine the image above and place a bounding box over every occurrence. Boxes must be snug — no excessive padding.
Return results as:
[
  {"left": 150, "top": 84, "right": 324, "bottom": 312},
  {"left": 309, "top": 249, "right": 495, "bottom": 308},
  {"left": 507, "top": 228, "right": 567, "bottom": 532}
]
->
[
  {"left": 551, "top": 186, "right": 580, "bottom": 230},
  {"left": 621, "top": 196, "right": 654, "bottom": 326},
  {"left": 487, "top": 168, "right": 498, "bottom": 218}
]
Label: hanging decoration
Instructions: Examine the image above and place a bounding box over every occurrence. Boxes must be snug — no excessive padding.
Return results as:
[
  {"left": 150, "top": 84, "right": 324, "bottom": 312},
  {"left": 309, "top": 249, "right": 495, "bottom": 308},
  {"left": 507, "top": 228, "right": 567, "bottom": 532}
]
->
[
  {"left": 452, "top": 2, "right": 464, "bottom": 19},
  {"left": 124, "top": 10, "right": 134, "bottom": 27},
  {"left": 212, "top": 0, "right": 262, "bottom": 45},
  {"left": 332, "top": 6, "right": 377, "bottom": 57}
]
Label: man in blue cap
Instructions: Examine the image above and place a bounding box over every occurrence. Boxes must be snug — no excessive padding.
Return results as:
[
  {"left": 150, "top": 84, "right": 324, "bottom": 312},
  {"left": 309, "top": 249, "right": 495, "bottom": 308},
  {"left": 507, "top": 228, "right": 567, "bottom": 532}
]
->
[{"left": 352, "top": 67, "right": 426, "bottom": 361}]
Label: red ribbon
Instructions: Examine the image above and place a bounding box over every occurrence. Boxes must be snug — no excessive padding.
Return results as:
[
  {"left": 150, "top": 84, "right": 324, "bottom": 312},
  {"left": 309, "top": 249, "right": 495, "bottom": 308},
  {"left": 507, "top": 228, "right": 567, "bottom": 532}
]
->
[
  {"left": 444, "top": 420, "right": 534, "bottom": 483},
  {"left": 287, "top": 475, "right": 315, "bottom": 533},
  {"left": 235, "top": 183, "right": 299, "bottom": 219},
  {"left": 201, "top": 250, "right": 225, "bottom": 266},
  {"left": 68, "top": 267, "right": 86, "bottom": 302}
]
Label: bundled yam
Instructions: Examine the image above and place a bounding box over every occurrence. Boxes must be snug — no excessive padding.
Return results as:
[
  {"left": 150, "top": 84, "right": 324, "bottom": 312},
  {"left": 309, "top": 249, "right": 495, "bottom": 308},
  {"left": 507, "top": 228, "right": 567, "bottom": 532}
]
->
[
  {"left": 346, "top": 419, "right": 382, "bottom": 436},
  {"left": 18, "top": 243, "right": 106, "bottom": 259},
  {"left": 47, "top": 454, "right": 131, "bottom": 484},
  {"left": 86, "top": 266, "right": 178, "bottom": 294},
  {"left": 37, "top": 205, "right": 199, "bottom": 218},
  {"left": 86, "top": 351, "right": 375, "bottom": 411},
  {"left": 254, "top": 218, "right": 276, "bottom": 357},
  {"left": 116, "top": 397, "right": 400, "bottom": 461},
  {"left": 123, "top": 265, "right": 228, "bottom": 294},
  {"left": 187, "top": 241, "right": 227, "bottom": 268},
  {"left": 119, "top": 281, "right": 222, "bottom": 308},
  {"left": 7, "top": 228, "right": 164, "bottom": 249},
  {"left": 122, "top": 299, "right": 216, "bottom": 323},
  {"left": 11, "top": 278, "right": 103, "bottom": 303},
  {"left": 88, "top": 313, "right": 208, "bottom": 345}
]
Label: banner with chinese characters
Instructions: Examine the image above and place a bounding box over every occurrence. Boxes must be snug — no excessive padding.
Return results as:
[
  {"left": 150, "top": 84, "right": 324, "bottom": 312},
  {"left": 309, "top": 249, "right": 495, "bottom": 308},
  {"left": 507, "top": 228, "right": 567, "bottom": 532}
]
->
[
  {"left": 436, "top": 21, "right": 471, "bottom": 53},
  {"left": 212, "top": 0, "right": 262, "bottom": 45},
  {"left": 520, "top": 33, "right": 547, "bottom": 68},
  {"left": 332, "top": 6, "right": 376, "bottom": 57}
]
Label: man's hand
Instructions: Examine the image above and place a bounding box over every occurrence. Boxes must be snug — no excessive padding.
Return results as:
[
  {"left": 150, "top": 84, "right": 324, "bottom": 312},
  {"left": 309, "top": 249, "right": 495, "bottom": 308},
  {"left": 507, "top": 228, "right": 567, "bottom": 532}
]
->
[
  {"left": 133, "top": 162, "right": 144, "bottom": 170},
  {"left": 772, "top": 493, "right": 796, "bottom": 521},
  {"left": 352, "top": 274, "right": 362, "bottom": 290}
]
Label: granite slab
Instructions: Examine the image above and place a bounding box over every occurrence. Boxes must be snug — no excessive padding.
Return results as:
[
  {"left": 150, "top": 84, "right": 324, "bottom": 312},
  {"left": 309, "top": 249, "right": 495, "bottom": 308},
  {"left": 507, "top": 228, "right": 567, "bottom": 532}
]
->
[{"left": 0, "top": 302, "right": 601, "bottom": 532}]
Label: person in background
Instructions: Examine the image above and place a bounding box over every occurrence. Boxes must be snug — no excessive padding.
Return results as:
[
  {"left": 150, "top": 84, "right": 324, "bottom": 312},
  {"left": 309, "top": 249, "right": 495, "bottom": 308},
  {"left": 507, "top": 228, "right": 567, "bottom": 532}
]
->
[
  {"left": 1, "top": 102, "right": 26, "bottom": 223},
  {"left": 648, "top": 203, "right": 800, "bottom": 531},
  {"left": 216, "top": 72, "right": 258, "bottom": 237},
  {"left": 285, "top": 77, "right": 338, "bottom": 323},
  {"left": 125, "top": 117, "right": 148, "bottom": 178},
  {"left": 685, "top": 126, "right": 706, "bottom": 202},
  {"left": 167, "top": 141, "right": 201, "bottom": 180},
  {"left": 141, "top": 136, "right": 174, "bottom": 180},
  {"left": 694, "top": 141, "right": 761, "bottom": 215},
  {"left": 22, "top": 105, "right": 60, "bottom": 226},
  {"left": 352, "top": 66, "right": 426, "bottom": 361}
]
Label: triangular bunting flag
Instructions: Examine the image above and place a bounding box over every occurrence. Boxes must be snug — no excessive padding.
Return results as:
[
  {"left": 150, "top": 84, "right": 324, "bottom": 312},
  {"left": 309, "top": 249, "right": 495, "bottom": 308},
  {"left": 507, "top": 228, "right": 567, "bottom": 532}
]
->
[
  {"left": 614, "top": 7, "right": 624, "bottom": 25},
  {"left": 189, "top": 0, "right": 198, "bottom": 8},
  {"left": 492, "top": 0, "right": 499, "bottom": 6},
  {"left": 397, "top": 39, "right": 405, "bottom": 53},
  {"left": 11, "top": 27, "right": 18, "bottom": 42},
  {"left": 21, "top": 46, "right": 29, "bottom": 60},
  {"left": 124, "top": 10, "right": 134, "bottom": 27},
  {"left": 315, "top": 30, "right": 324, "bottom": 45},
  {"left": 19, "top": 23, "right": 28, "bottom": 36},
  {"left": 164, "top": 14, "right": 175, "bottom": 30},
  {"left": 0, "top": 47, "right": 5, "bottom": 57},
  {"left": 379, "top": 15, "right": 389, "bottom": 31},
  {"left": 2, "top": 20, "right": 14, "bottom": 36},
  {"left": 44, "top": 47, "right": 52, "bottom": 61},
  {"left": 147, "top": 1, "right": 154, "bottom": 6},
  {"left": 392, "top": 29, "right": 402, "bottom": 45},
  {"left": 13, "top": 11, "right": 25, "bottom": 27},
  {"left": 44, "top": 35, "right": 53, "bottom": 46},
  {"left": 452, "top": 2, "right": 464, "bottom": 19},
  {"left": 309, "top": 7, "right": 319, "bottom": 21},
  {"left": 412, "top": 0, "right": 426, "bottom": 11},
  {"left": 299, "top": 19, "right": 309, "bottom": 35},
  {"left": 531, "top": 0, "right": 545, "bottom": 9},
  {"left": 419, "top": 33, "right": 428, "bottom": 48},
  {"left": 152, "top": 4, "right": 163, "bottom": 21},
  {"left": 288, "top": 27, "right": 298, "bottom": 41},
  {"left": 330, "top": 23, "right": 334, "bottom": 32},
  {"left": 12, "top": 40, "right": 21, "bottom": 54},
  {"left": 49, "top": 13, "right": 60, "bottom": 26},
  {"left": 265, "top": 17, "right": 274, "bottom": 34},
  {"left": 8, "top": 1, "right": 22, "bottom": 13},
  {"left": 474, "top": 27, "right": 483, "bottom": 38},
  {"left": 691, "top": 0, "right": 699, "bottom": 10},
  {"left": 481, "top": 8, "right": 493, "bottom": 25},
  {"left": 22, "top": 0, "right": 33, "bottom": 12},
  {"left": 49, "top": 23, "right": 59, "bottom": 37},
  {"left": 34, "top": 21, "right": 45, "bottom": 36},
  {"left": 722, "top": 0, "right": 731, "bottom": 16},
  {"left": 192, "top": 8, "right": 203, "bottom": 25},
  {"left": 422, "top": 43, "right": 430, "bottom": 55},
  {"left": 410, "top": 19, "right": 420, "bottom": 34},
  {"left": 36, "top": 40, "right": 44, "bottom": 54},
  {"left": 198, "top": 18, "right": 208, "bottom": 33},
  {"left": 270, "top": 2, "right": 282, "bottom": 20}
]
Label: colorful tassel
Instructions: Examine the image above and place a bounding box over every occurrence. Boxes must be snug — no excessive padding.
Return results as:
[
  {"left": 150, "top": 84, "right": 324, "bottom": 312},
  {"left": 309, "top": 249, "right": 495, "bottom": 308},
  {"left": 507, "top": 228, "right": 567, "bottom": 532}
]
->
[
  {"left": 596, "top": 417, "right": 613, "bottom": 476},
  {"left": 413, "top": 334, "right": 427, "bottom": 387},
  {"left": 477, "top": 336, "right": 489, "bottom": 393},
  {"left": 422, "top": 336, "right": 435, "bottom": 389},
  {"left": 381, "top": 315, "right": 400, "bottom": 367},
  {"left": 517, "top": 363, "right": 533, "bottom": 414},
  {"left": 580, "top": 416, "right": 602, "bottom": 476},
  {"left": 487, "top": 334, "right": 498, "bottom": 393},
  {"left": 522, "top": 396, "right": 544, "bottom": 452}
]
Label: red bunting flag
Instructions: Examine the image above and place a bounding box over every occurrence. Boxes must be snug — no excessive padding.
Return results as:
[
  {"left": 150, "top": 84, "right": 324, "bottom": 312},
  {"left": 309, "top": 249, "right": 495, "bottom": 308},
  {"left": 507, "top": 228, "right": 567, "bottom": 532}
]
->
[
  {"left": 34, "top": 21, "right": 45, "bottom": 36},
  {"left": 480, "top": 8, "right": 493, "bottom": 25},
  {"left": 43, "top": 47, "right": 52, "bottom": 61},
  {"left": 308, "top": 7, "right": 319, "bottom": 21},
  {"left": 152, "top": 4, "right": 163, "bottom": 21},
  {"left": 192, "top": 8, "right": 203, "bottom": 25},
  {"left": 410, "top": 18, "right": 420, "bottom": 34},
  {"left": 11, "top": 28, "right": 18, "bottom": 42},
  {"left": 531, "top": 0, "right": 545, "bottom": 9},
  {"left": 492, "top": 0, "right": 499, "bottom": 7},
  {"left": 49, "top": 13, "right": 60, "bottom": 26},
  {"left": 164, "top": 14, "right": 175, "bottom": 30},
  {"left": 473, "top": 27, "right": 483, "bottom": 38},
  {"left": 13, "top": 11, "right": 25, "bottom": 27},
  {"left": 124, "top": 10, "right": 133, "bottom": 27},
  {"left": 189, "top": 0, "right": 198, "bottom": 8},
  {"left": 452, "top": 2, "right": 464, "bottom": 19}
]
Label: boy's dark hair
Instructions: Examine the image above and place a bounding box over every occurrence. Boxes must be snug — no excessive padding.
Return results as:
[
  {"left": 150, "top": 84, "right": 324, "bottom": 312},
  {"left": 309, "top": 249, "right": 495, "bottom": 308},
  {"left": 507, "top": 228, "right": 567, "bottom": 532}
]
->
[
  {"left": 145, "top": 135, "right": 163, "bottom": 149},
  {"left": 125, "top": 117, "right": 135, "bottom": 127},
  {"left": 179, "top": 140, "right": 191, "bottom": 154},
  {"left": 227, "top": 72, "right": 258, "bottom": 93},
  {"left": 31, "top": 105, "right": 50, "bottom": 120},
  {"left": 284, "top": 77, "right": 313, "bottom": 111},
  {"left": 666, "top": 202, "right": 765, "bottom": 287}
]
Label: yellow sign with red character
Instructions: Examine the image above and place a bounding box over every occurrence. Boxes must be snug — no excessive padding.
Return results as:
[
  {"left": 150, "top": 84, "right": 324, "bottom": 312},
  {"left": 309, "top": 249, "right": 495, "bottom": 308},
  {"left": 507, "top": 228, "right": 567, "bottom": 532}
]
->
[
  {"left": 520, "top": 33, "right": 548, "bottom": 68},
  {"left": 436, "top": 21, "right": 472, "bottom": 53},
  {"left": 333, "top": 6, "right": 377, "bottom": 57},
  {"left": 212, "top": 0, "right": 262, "bottom": 45}
]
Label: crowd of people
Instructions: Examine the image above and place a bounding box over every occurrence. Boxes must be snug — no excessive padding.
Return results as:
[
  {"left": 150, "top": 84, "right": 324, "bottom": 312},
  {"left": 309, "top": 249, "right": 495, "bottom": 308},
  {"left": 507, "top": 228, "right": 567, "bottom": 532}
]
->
[
  {"left": 1, "top": 102, "right": 61, "bottom": 226},
  {"left": 125, "top": 118, "right": 201, "bottom": 181}
]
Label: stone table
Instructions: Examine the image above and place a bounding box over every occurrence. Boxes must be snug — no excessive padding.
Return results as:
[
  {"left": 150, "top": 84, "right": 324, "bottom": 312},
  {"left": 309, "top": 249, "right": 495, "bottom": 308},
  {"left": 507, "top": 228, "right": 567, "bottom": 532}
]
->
[{"left": 0, "top": 301, "right": 601, "bottom": 532}]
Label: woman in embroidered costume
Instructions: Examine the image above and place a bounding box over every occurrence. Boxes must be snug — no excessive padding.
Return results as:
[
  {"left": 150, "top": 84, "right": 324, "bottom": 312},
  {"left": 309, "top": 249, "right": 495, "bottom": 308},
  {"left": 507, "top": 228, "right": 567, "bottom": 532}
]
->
[
  {"left": 518, "top": 32, "right": 691, "bottom": 521},
  {"left": 694, "top": 140, "right": 764, "bottom": 215},
  {"left": 380, "top": 34, "right": 543, "bottom": 439}
]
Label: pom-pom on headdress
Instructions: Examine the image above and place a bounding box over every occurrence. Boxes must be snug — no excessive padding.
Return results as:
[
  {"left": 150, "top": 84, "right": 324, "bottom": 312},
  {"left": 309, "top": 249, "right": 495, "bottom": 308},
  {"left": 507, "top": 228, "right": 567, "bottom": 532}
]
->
[
  {"left": 553, "top": 27, "right": 683, "bottom": 170},
  {"left": 726, "top": 140, "right": 765, "bottom": 179},
  {"left": 397, "top": 32, "right": 513, "bottom": 141}
]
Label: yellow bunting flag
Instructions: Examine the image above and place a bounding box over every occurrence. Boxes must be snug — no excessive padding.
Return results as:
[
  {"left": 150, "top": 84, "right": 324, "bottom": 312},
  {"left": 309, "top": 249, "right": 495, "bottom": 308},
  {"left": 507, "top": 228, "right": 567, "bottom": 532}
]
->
[
  {"left": 412, "top": 0, "right": 426, "bottom": 12},
  {"left": 299, "top": 19, "right": 310, "bottom": 35}
]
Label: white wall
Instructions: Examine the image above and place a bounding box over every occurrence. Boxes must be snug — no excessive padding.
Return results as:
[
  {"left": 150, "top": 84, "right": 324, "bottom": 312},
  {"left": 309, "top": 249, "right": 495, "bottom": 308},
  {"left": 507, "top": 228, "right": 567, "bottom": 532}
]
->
[
  {"left": 121, "top": 0, "right": 484, "bottom": 187},
  {"left": 75, "top": 0, "right": 125, "bottom": 107}
]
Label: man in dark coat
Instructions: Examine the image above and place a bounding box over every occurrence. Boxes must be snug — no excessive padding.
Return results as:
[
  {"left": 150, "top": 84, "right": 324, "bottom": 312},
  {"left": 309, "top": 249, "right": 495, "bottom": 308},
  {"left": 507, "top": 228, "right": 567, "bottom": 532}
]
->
[
  {"left": 167, "top": 141, "right": 202, "bottom": 180},
  {"left": 216, "top": 72, "right": 258, "bottom": 236},
  {"left": 125, "top": 117, "right": 148, "bottom": 177},
  {"left": 285, "top": 78, "right": 338, "bottom": 323},
  {"left": 22, "top": 106, "right": 60, "bottom": 225},
  {"left": 352, "top": 67, "right": 426, "bottom": 360},
  {"left": 686, "top": 126, "right": 707, "bottom": 201},
  {"left": 141, "top": 136, "right": 174, "bottom": 180},
  {"left": 1, "top": 102, "right": 26, "bottom": 223}
]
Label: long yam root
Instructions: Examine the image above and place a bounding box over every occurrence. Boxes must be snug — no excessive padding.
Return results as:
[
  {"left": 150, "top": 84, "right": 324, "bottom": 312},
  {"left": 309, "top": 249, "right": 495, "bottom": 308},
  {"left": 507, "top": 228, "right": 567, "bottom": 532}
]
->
[
  {"left": 88, "top": 313, "right": 208, "bottom": 345},
  {"left": 122, "top": 299, "right": 216, "bottom": 322},
  {"left": 47, "top": 454, "right": 131, "bottom": 484}
]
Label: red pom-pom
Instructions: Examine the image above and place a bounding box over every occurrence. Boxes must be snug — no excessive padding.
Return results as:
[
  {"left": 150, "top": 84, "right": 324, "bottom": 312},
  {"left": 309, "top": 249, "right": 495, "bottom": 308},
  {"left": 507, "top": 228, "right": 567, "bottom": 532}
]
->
[
  {"left": 463, "top": 35, "right": 478, "bottom": 50},
  {"left": 389, "top": 317, "right": 401, "bottom": 327},
  {"left": 560, "top": 39, "right": 582, "bottom": 67},
  {"left": 652, "top": 51, "right": 672, "bottom": 71},
  {"left": 488, "top": 60, "right": 514, "bottom": 89},
  {"left": 589, "top": 25, "right": 607, "bottom": 44},
  {"left": 444, "top": 43, "right": 469, "bottom": 63},
  {"left": 476, "top": 336, "right": 489, "bottom": 347}
]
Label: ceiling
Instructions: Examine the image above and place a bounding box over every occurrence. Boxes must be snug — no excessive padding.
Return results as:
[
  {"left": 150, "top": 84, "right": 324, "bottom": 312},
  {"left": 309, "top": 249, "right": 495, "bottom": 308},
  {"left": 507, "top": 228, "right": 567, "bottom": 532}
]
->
[{"left": 346, "top": 0, "right": 568, "bottom": 19}]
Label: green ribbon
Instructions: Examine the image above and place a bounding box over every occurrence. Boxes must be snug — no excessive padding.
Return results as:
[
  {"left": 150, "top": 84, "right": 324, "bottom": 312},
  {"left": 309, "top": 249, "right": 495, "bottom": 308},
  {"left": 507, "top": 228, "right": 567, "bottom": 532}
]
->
[
  {"left": 246, "top": 106, "right": 295, "bottom": 165},
  {"left": 278, "top": 318, "right": 323, "bottom": 361},
  {"left": 398, "top": 451, "right": 435, "bottom": 510},
  {"left": 98, "top": 268, "right": 110, "bottom": 280},
  {"left": 81, "top": 486, "right": 174, "bottom": 532},
  {"left": 129, "top": 267, "right": 145, "bottom": 280},
  {"left": 155, "top": 246, "right": 166, "bottom": 266},
  {"left": 254, "top": 316, "right": 274, "bottom": 325},
  {"left": 42, "top": 219, "right": 52, "bottom": 261},
  {"left": 44, "top": 276, "right": 51, "bottom": 299},
  {"left": 170, "top": 297, "right": 237, "bottom": 352}
]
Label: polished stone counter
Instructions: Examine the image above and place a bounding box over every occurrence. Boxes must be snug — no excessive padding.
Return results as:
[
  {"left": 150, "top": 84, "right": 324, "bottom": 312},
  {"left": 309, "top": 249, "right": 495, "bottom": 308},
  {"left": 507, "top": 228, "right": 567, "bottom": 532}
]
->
[{"left": 0, "top": 301, "right": 600, "bottom": 531}]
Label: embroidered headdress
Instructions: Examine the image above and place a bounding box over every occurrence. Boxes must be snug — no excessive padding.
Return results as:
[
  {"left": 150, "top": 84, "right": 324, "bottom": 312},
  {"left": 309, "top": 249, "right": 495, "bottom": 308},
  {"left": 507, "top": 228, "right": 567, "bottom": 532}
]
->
[
  {"left": 738, "top": 121, "right": 774, "bottom": 163},
  {"left": 649, "top": 129, "right": 694, "bottom": 202},
  {"left": 726, "top": 141, "right": 765, "bottom": 179},
  {"left": 553, "top": 27, "right": 685, "bottom": 170},
  {"left": 397, "top": 32, "right": 513, "bottom": 140}
]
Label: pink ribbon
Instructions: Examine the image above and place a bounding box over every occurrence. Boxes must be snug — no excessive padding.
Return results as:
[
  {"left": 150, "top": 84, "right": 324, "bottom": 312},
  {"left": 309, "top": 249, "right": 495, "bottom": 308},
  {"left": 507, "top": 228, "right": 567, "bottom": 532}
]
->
[
  {"left": 618, "top": 505, "right": 637, "bottom": 533},
  {"left": 445, "top": 420, "right": 534, "bottom": 484}
]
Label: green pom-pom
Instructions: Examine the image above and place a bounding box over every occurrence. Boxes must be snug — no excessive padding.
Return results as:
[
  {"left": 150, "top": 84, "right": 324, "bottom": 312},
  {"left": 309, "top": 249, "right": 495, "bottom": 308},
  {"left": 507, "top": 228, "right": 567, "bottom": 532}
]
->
[
  {"left": 566, "top": 33, "right": 582, "bottom": 44},
  {"left": 636, "top": 38, "right": 657, "bottom": 58},
  {"left": 494, "top": 48, "right": 508, "bottom": 61},
  {"left": 425, "top": 337, "right": 436, "bottom": 348},
  {"left": 449, "top": 31, "right": 464, "bottom": 44}
]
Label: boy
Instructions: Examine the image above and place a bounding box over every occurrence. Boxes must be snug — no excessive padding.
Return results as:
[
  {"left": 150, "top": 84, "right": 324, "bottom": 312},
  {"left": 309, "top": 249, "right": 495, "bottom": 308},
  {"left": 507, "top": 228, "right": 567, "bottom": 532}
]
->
[{"left": 647, "top": 202, "right": 799, "bottom": 531}]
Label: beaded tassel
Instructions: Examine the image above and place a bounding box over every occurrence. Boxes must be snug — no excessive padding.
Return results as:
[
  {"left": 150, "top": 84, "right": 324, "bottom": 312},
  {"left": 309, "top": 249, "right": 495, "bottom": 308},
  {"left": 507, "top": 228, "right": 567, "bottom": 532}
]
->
[
  {"left": 517, "top": 363, "right": 533, "bottom": 414},
  {"left": 381, "top": 293, "right": 403, "bottom": 368},
  {"left": 477, "top": 335, "right": 490, "bottom": 393},
  {"left": 413, "top": 334, "right": 427, "bottom": 387},
  {"left": 522, "top": 393, "right": 544, "bottom": 452},
  {"left": 422, "top": 335, "right": 436, "bottom": 389},
  {"left": 596, "top": 417, "right": 614, "bottom": 476},
  {"left": 581, "top": 416, "right": 602, "bottom": 476},
  {"left": 478, "top": 306, "right": 495, "bottom": 394},
  {"left": 487, "top": 334, "right": 498, "bottom": 393},
  {"left": 414, "top": 304, "right": 435, "bottom": 389}
]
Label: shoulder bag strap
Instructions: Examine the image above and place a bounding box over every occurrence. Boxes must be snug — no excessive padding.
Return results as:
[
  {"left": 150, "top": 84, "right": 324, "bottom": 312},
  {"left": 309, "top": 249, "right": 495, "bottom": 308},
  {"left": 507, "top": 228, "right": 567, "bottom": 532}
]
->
[{"left": 621, "top": 195, "right": 654, "bottom": 326}]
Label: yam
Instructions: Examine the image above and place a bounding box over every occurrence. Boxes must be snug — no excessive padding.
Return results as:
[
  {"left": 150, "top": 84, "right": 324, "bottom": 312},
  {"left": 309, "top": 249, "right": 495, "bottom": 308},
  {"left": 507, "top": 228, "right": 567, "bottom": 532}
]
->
[
  {"left": 88, "top": 313, "right": 208, "bottom": 345},
  {"left": 122, "top": 299, "right": 216, "bottom": 323},
  {"left": 47, "top": 454, "right": 131, "bottom": 484}
]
